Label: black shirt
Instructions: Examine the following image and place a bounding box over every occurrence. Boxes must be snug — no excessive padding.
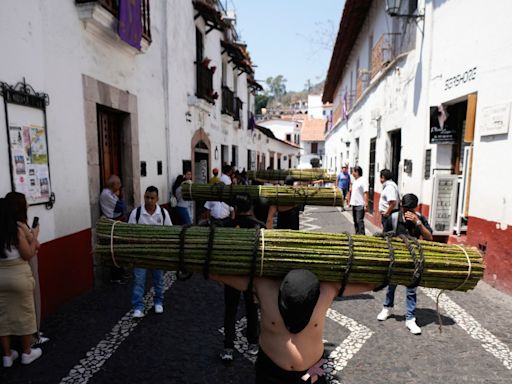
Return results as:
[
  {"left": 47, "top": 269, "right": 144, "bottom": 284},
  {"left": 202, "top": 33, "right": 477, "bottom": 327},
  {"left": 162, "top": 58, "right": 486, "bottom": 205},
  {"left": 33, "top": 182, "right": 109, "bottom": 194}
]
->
[{"left": 233, "top": 215, "right": 266, "bottom": 229}]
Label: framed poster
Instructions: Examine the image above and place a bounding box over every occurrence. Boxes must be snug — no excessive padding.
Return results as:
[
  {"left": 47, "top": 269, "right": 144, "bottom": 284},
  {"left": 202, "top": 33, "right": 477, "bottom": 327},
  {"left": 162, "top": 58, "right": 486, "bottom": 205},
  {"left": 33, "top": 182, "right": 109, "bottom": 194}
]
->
[
  {"left": 430, "top": 174, "right": 459, "bottom": 235},
  {"left": 1, "top": 80, "right": 53, "bottom": 207}
]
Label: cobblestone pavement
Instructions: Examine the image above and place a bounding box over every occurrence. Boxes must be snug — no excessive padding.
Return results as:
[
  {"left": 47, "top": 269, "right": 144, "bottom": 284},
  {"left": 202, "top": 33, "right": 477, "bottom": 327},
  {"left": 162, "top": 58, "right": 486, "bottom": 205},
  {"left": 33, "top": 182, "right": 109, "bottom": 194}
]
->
[{"left": 2, "top": 206, "right": 512, "bottom": 383}]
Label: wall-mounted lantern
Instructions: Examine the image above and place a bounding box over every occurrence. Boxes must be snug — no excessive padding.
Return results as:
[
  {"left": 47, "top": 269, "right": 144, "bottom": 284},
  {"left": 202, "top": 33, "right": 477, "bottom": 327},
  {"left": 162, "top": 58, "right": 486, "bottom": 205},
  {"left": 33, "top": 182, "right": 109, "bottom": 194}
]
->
[
  {"left": 214, "top": 146, "right": 219, "bottom": 160},
  {"left": 385, "top": 0, "right": 424, "bottom": 19}
]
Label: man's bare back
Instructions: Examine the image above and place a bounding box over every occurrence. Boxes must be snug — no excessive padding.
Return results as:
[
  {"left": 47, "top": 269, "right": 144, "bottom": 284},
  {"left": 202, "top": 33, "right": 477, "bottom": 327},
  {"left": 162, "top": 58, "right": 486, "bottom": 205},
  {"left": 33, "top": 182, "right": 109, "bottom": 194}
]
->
[{"left": 212, "top": 274, "right": 374, "bottom": 372}]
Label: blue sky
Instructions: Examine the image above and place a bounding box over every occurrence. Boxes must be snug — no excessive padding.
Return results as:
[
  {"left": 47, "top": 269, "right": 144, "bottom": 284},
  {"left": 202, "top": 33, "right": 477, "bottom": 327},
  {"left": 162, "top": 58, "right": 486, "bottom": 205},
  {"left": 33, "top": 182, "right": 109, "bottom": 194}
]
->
[{"left": 230, "top": 0, "right": 346, "bottom": 92}]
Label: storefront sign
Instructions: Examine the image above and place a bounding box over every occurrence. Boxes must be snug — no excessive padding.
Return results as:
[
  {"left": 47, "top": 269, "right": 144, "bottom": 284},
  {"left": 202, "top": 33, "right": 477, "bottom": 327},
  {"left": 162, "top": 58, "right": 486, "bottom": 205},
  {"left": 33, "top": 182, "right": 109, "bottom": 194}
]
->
[
  {"left": 431, "top": 174, "right": 459, "bottom": 235},
  {"left": 429, "top": 105, "right": 457, "bottom": 144},
  {"left": 480, "top": 103, "right": 511, "bottom": 136},
  {"left": 444, "top": 67, "right": 477, "bottom": 91}
]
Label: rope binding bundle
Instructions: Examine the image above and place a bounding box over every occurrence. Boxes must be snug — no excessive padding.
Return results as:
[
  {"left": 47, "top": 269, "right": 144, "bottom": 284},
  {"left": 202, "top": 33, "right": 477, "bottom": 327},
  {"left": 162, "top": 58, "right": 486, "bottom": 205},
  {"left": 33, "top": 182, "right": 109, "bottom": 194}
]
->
[{"left": 97, "top": 218, "right": 484, "bottom": 293}]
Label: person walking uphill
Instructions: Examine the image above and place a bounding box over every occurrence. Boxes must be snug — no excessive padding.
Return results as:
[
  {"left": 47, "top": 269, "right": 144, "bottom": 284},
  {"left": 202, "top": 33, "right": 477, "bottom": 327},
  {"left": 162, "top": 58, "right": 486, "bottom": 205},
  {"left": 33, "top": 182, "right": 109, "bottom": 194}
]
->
[
  {"left": 336, "top": 165, "right": 351, "bottom": 210},
  {"left": 0, "top": 192, "right": 43, "bottom": 367},
  {"left": 377, "top": 193, "right": 433, "bottom": 335},
  {"left": 347, "top": 166, "right": 368, "bottom": 235},
  {"left": 128, "top": 186, "right": 172, "bottom": 318}
]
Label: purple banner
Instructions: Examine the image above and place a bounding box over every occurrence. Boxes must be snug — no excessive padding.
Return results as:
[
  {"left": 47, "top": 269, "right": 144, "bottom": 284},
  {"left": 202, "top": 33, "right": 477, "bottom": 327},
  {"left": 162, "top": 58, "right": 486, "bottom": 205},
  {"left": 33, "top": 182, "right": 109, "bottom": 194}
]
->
[{"left": 118, "top": 0, "right": 142, "bottom": 50}]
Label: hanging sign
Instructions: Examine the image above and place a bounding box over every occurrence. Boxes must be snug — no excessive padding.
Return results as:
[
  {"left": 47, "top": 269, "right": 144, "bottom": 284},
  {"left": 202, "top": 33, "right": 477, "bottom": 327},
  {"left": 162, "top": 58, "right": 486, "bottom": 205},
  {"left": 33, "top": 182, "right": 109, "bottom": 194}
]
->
[{"left": 430, "top": 105, "right": 457, "bottom": 144}]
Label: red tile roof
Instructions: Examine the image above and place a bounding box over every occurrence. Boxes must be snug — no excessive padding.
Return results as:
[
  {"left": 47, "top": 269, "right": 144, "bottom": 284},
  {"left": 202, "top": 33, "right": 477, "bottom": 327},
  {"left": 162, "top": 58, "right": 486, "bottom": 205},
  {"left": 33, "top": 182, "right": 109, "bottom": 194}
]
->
[{"left": 301, "top": 119, "right": 326, "bottom": 141}]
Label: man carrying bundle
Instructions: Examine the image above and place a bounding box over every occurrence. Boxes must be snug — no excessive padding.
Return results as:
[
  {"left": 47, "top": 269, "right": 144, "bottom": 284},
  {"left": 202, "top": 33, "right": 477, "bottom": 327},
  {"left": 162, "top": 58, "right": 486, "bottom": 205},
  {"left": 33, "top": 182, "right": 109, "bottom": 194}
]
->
[
  {"left": 128, "top": 186, "right": 172, "bottom": 318},
  {"left": 219, "top": 193, "right": 264, "bottom": 363},
  {"left": 377, "top": 193, "right": 433, "bottom": 335},
  {"left": 266, "top": 176, "right": 300, "bottom": 230},
  {"left": 212, "top": 270, "right": 375, "bottom": 383}
]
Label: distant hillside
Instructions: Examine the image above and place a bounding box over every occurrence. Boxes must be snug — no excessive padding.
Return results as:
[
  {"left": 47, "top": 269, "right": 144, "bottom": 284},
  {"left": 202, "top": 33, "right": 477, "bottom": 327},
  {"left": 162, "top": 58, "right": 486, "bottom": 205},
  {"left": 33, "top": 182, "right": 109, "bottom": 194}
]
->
[{"left": 268, "top": 80, "right": 325, "bottom": 109}]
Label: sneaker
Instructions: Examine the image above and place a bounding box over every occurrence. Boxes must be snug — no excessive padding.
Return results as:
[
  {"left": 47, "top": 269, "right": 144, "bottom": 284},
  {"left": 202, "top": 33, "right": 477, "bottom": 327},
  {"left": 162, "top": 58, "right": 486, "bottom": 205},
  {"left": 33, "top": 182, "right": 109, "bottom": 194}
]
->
[
  {"left": 405, "top": 318, "right": 422, "bottom": 335},
  {"left": 132, "top": 309, "right": 144, "bottom": 318},
  {"left": 32, "top": 335, "right": 50, "bottom": 346},
  {"left": 219, "top": 348, "right": 234, "bottom": 363},
  {"left": 154, "top": 304, "right": 164, "bottom": 314},
  {"left": 21, "top": 348, "right": 42, "bottom": 365},
  {"left": 247, "top": 343, "right": 259, "bottom": 356},
  {"left": 377, "top": 307, "right": 392, "bottom": 321},
  {"left": 3, "top": 350, "right": 19, "bottom": 368}
]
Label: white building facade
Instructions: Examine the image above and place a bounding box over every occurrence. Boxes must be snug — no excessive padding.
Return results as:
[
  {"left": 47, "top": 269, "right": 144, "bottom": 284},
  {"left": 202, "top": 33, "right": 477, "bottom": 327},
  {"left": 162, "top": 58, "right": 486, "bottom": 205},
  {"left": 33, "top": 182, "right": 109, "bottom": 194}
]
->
[
  {"left": 323, "top": 0, "right": 512, "bottom": 293},
  {"left": 0, "top": 0, "right": 267, "bottom": 315}
]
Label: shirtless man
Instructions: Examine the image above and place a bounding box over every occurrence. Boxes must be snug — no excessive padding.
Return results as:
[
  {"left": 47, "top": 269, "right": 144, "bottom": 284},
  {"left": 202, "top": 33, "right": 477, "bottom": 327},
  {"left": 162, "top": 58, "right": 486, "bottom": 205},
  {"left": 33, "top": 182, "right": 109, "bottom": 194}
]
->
[{"left": 212, "top": 270, "right": 375, "bottom": 383}]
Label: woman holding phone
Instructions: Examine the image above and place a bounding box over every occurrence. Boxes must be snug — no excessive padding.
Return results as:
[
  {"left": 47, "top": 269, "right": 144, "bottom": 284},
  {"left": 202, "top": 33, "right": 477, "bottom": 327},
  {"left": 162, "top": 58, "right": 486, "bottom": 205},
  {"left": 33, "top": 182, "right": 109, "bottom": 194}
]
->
[{"left": 0, "top": 192, "right": 43, "bottom": 367}]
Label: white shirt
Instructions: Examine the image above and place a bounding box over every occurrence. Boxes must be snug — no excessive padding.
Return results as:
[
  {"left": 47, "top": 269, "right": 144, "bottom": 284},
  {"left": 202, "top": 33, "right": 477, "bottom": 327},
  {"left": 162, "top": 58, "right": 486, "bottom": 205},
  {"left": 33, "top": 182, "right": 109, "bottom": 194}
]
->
[
  {"left": 100, "top": 188, "right": 121, "bottom": 219},
  {"left": 128, "top": 205, "right": 172, "bottom": 226},
  {"left": 204, "top": 201, "right": 233, "bottom": 219},
  {"left": 350, "top": 177, "right": 368, "bottom": 206},
  {"left": 220, "top": 174, "right": 232, "bottom": 185},
  {"left": 379, "top": 180, "right": 400, "bottom": 213}
]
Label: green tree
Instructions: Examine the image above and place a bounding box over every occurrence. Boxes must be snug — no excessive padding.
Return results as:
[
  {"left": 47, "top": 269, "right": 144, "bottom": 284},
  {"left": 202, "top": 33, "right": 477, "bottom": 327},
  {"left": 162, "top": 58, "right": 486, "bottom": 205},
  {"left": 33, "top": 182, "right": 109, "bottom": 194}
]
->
[
  {"left": 265, "top": 75, "right": 287, "bottom": 101},
  {"left": 255, "top": 94, "right": 270, "bottom": 114}
]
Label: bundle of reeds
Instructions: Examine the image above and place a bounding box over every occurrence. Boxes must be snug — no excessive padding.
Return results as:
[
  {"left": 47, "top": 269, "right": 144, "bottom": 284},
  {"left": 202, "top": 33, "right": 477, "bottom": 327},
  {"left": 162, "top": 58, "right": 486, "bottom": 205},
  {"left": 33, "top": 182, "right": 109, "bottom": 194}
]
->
[
  {"left": 96, "top": 218, "right": 483, "bottom": 291},
  {"left": 181, "top": 183, "right": 343, "bottom": 206},
  {"left": 247, "top": 169, "right": 336, "bottom": 182}
]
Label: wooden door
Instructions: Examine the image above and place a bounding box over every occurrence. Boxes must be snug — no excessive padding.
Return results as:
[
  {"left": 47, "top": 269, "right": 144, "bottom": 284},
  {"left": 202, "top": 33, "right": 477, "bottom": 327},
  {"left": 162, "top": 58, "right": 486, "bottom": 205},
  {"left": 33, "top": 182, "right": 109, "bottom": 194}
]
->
[{"left": 98, "top": 107, "right": 123, "bottom": 189}]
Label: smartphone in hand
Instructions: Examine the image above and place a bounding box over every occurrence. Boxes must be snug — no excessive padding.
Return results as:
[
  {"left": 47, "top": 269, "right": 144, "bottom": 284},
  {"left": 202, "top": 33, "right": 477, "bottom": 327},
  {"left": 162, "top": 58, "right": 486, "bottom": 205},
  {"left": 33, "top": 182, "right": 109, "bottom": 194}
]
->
[{"left": 32, "top": 216, "right": 39, "bottom": 229}]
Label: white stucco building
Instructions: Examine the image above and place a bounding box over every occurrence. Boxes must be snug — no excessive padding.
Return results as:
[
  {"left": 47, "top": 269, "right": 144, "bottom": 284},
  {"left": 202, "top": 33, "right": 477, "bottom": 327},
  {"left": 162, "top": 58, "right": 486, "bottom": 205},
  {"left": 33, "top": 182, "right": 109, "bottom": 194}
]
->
[
  {"left": 0, "top": 0, "right": 270, "bottom": 315},
  {"left": 323, "top": 0, "right": 512, "bottom": 293}
]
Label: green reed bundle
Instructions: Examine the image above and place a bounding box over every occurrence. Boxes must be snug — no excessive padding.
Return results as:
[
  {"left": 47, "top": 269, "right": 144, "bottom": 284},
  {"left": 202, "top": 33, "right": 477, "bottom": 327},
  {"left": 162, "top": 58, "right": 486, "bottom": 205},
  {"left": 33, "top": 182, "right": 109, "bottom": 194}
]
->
[
  {"left": 96, "top": 218, "right": 483, "bottom": 292},
  {"left": 247, "top": 169, "right": 336, "bottom": 182},
  {"left": 181, "top": 183, "right": 343, "bottom": 206}
]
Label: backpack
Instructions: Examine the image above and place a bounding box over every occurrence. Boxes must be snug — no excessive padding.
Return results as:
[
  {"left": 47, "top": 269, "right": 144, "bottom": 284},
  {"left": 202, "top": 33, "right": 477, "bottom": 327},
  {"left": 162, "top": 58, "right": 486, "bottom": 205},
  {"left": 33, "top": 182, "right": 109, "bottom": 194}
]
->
[{"left": 135, "top": 206, "right": 166, "bottom": 225}]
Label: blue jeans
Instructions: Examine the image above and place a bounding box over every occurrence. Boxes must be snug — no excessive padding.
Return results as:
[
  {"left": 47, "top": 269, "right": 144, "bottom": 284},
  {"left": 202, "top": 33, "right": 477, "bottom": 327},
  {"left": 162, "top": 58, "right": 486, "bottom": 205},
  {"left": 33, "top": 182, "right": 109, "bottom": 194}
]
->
[
  {"left": 131, "top": 268, "right": 164, "bottom": 311},
  {"left": 176, "top": 206, "right": 192, "bottom": 225},
  {"left": 383, "top": 284, "right": 417, "bottom": 320}
]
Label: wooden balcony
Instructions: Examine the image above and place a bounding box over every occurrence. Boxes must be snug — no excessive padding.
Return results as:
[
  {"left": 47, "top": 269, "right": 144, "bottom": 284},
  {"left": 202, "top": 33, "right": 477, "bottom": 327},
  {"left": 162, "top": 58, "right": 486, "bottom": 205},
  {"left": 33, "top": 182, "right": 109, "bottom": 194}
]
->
[
  {"left": 76, "top": 0, "right": 151, "bottom": 42},
  {"left": 221, "top": 86, "right": 235, "bottom": 116},
  {"left": 371, "top": 33, "right": 399, "bottom": 78},
  {"left": 233, "top": 97, "right": 243, "bottom": 122},
  {"left": 196, "top": 62, "right": 215, "bottom": 103}
]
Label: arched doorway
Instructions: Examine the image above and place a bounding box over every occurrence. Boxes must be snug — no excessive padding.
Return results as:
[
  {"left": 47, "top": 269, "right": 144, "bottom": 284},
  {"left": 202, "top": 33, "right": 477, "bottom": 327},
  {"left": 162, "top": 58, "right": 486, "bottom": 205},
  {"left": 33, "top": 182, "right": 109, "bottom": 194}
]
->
[{"left": 194, "top": 140, "right": 209, "bottom": 184}]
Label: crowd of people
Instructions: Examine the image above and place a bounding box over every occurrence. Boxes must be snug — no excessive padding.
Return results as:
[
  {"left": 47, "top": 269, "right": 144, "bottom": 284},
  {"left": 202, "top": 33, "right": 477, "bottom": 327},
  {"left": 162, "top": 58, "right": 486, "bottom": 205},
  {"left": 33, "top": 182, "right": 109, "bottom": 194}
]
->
[{"left": 1, "top": 163, "right": 435, "bottom": 381}]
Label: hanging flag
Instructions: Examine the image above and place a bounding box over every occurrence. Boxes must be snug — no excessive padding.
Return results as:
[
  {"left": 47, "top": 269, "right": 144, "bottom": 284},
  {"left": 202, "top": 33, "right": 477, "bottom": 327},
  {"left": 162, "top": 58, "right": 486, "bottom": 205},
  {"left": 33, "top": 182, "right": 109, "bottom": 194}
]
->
[
  {"left": 248, "top": 112, "right": 256, "bottom": 131},
  {"left": 119, "top": 0, "right": 142, "bottom": 50}
]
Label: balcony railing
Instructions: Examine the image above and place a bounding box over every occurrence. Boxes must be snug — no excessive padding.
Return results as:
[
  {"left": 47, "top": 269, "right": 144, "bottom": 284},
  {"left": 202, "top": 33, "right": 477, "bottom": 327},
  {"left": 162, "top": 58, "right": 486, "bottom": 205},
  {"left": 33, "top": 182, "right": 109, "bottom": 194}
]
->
[
  {"left": 196, "top": 62, "right": 215, "bottom": 103},
  {"left": 222, "top": 86, "right": 235, "bottom": 116},
  {"left": 76, "top": 0, "right": 152, "bottom": 41},
  {"left": 233, "top": 97, "right": 243, "bottom": 122},
  {"left": 371, "top": 33, "right": 400, "bottom": 78}
]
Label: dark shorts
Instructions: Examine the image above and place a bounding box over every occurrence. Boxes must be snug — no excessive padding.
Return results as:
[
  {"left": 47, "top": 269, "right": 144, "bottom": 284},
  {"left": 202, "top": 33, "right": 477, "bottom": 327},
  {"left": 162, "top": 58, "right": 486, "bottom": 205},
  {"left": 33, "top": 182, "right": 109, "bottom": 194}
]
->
[{"left": 255, "top": 348, "right": 327, "bottom": 384}]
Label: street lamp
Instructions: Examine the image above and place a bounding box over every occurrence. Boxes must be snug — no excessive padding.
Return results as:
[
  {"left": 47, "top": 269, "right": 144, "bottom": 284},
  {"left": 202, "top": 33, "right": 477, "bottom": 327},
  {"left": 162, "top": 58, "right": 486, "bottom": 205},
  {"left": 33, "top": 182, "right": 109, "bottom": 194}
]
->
[
  {"left": 385, "top": 0, "right": 424, "bottom": 19},
  {"left": 214, "top": 146, "right": 219, "bottom": 160}
]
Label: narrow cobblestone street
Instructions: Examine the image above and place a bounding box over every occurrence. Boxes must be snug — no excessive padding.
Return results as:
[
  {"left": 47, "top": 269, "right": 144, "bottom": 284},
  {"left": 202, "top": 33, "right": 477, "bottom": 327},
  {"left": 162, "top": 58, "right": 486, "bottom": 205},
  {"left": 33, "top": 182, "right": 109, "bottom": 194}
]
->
[{"left": 2, "top": 207, "right": 512, "bottom": 383}]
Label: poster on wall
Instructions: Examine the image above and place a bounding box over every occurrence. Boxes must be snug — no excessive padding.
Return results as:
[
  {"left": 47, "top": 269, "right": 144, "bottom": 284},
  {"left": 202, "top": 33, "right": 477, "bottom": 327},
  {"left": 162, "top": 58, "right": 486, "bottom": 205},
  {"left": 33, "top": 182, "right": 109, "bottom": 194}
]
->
[
  {"left": 8, "top": 124, "right": 52, "bottom": 205},
  {"left": 429, "top": 105, "right": 457, "bottom": 144}
]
